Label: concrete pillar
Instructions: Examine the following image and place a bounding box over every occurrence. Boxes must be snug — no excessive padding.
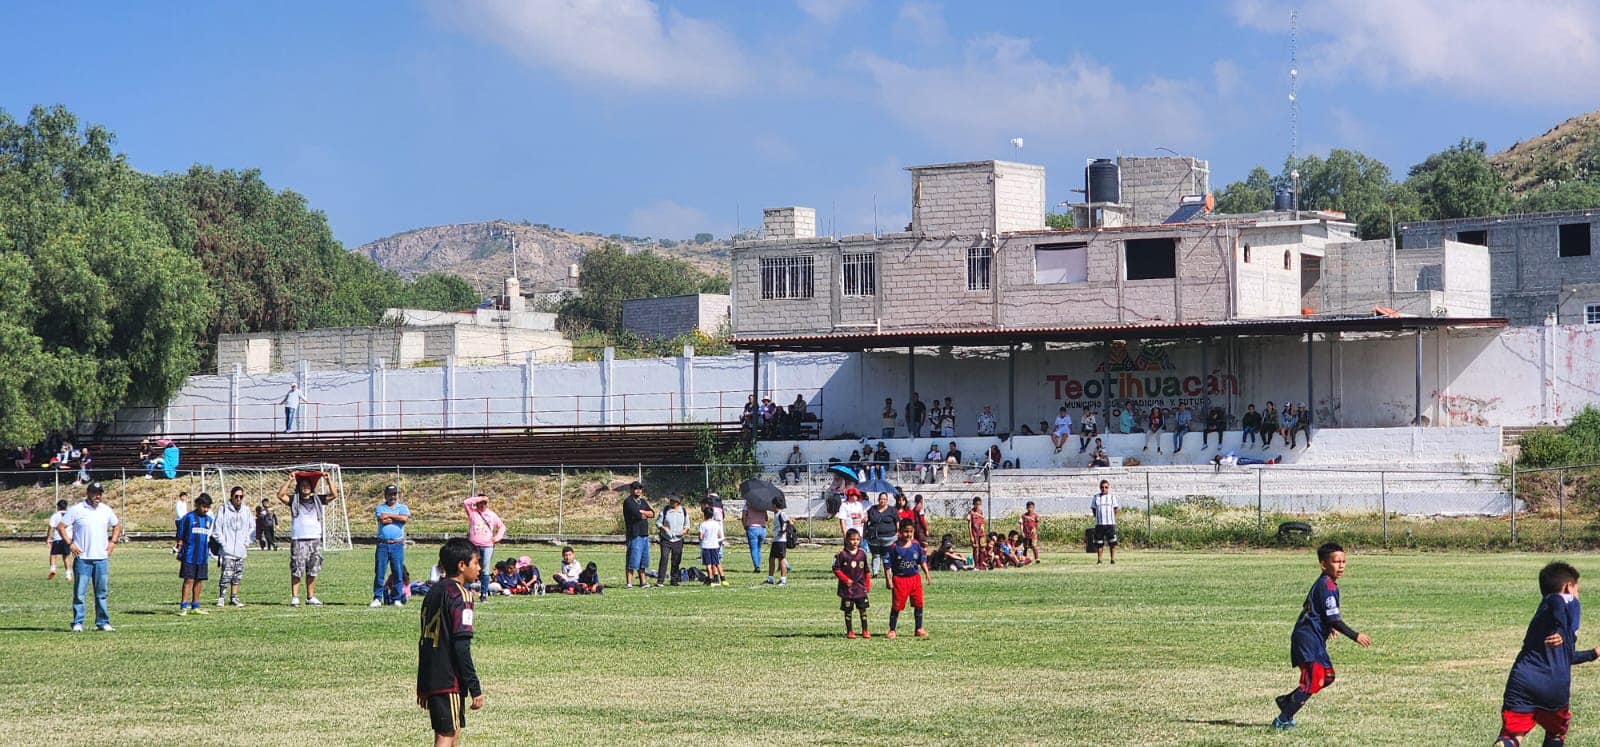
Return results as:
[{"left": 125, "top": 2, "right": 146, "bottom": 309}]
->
[
  {"left": 370, "top": 357, "right": 387, "bottom": 431},
  {"left": 601, "top": 347, "right": 615, "bottom": 426},
  {"left": 1541, "top": 313, "right": 1556, "bottom": 423},
  {"left": 680, "top": 345, "right": 695, "bottom": 423},
  {"left": 443, "top": 355, "right": 457, "bottom": 429},
  {"left": 296, "top": 360, "right": 310, "bottom": 431},
  {"left": 229, "top": 363, "right": 241, "bottom": 436},
  {"left": 522, "top": 351, "right": 536, "bottom": 427}
]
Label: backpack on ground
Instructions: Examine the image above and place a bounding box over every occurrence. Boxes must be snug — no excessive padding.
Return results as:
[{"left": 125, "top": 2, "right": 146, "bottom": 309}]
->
[{"left": 785, "top": 519, "right": 799, "bottom": 549}]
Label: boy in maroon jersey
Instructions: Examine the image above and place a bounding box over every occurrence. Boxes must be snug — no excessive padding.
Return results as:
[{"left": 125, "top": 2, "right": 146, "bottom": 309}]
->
[
  {"left": 966, "top": 497, "right": 986, "bottom": 568},
  {"left": 418, "top": 538, "right": 484, "bottom": 746},
  {"left": 833, "top": 528, "right": 872, "bottom": 638},
  {"left": 1019, "top": 501, "right": 1041, "bottom": 563}
]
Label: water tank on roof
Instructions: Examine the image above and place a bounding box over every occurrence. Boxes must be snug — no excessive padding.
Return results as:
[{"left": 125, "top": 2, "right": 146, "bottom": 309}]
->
[
  {"left": 1273, "top": 188, "right": 1295, "bottom": 211},
  {"left": 1086, "top": 158, "right": 1120, "bottom": 204}
]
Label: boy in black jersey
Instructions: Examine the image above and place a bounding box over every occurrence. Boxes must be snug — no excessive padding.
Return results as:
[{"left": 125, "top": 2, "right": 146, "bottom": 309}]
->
[{"left": 418, "top": 538, "right": 484, "bottom": 746}]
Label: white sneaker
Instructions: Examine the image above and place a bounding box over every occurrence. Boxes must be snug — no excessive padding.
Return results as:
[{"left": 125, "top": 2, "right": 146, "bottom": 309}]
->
[
  {"left": 370, "top": 599, "right": 383, "bottom": 607},
  {"left": 217, "top": 597, "right": 227, "bottom": 607},
  {"left": 625, "top": 583, "right": 634, "bottom": 589},
  {"left": 778, "top": 578, "right": 787, "bottom": 586},
  {"left": 70, "top": 624, "right": 83, "bottom": 632},
  {"left": 178, "top": 608, "right": 189, "bottom": 617},
  {"left": 307, "top": 597, "right": 323, "bottom": 606},
  {"left": 390, "top": 600, "right": 404, "bottom": 606},
  {"left": 96, "top": 624, "right": 115, "bottom": 632},
  {"left": 232, "top": 598, "right": 245, "bottom": 607},
  {"left": 290, "top": 597, "right": 301, "bottom": 607},
  {"left": 66, "top": 570, "right": 73, "bottom": 581}
]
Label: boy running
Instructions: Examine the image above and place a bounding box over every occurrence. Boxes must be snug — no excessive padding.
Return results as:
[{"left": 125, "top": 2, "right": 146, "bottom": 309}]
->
[
  {"left": 833, "top": 528, "right": 872, "bottom": 638},
  {"left": 47, "top": 499, "right": 71, "bottom": 580},
  {"left": 884, "top": 519, "right": 930, "bottom": 639},
  {"left": 1019, "top": 501, "right": 1041, "bottom": 564},
  {"left": 418, "top": 538, "right": 483, "bottom": 747},
  {"left": 174, "top": 493, "right": 215, "bottom": 615},
  {"left": 1274, "top": 541, "right": 1372, "bottom": 730},
  {"left": 1497, "top": 561, "right": 1597, "bottom": 747}
]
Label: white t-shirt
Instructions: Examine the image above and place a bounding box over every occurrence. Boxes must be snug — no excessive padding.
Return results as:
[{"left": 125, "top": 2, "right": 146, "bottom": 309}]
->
[
  {"left": 1053, "top": 414, "right": 1073, "bottom": 436},
  {"left": 1091, "top": 492, "right": 1119, "bottom": 526},
  {"left": 65, "top": 501, "right": 119, "bottom": 560},
  {"left": 284, "top": 388, "right": 302, "bottom": 408},
  {"left": 48, "top": 510, "right": 68, "bottom": 541},
  {"left": 698, "top": 518, "right": 725, "bottom": 549},
  {"left": 173, "top": 499, "right": 187, "bottom": 521},
  {"left": 290, "top": 495, "right": 327, "bottom": 540},
  {"left": 840, "top": 500, "right": 868, "bottom": 533}
]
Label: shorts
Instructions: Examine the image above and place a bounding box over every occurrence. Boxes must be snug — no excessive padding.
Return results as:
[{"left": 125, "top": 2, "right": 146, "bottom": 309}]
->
[
  {"left": 425, "top": 692, "right": 468, "bottom": 736},
  {"left": 700, "top": 548, "right": 722, "bottom": 567},
  {"left": 291, "top": 539, "right": 323, "bottom": 577},
  {"left": 839, "top": 596, "right": 869, "bottom": 613},
  {"left": 1501, "top": 707, "right": 1569, "bottom": 741},
  {"left": 769, "top": 541, "right": 788, "bottom": 560},
  {"left": 1092, "top": 524, "right": 1118, "bottom": 548},
  {"left": 625, "top": 536, "right": 651, "bottom": 570},
  {"left": 1020, "top": 534, "right": 1037, "bottom": 550},
  {"left": 50, "top": 539, "right": 71, "bottom": 556},
  {"left": 1296, "top": 662, "right": 1335, "bottom": 696},
  {"left": 219, "top": 555, "right": 245, "bottom": 585},
  {"left": 891, "top": 573, "right": 924, "bottom": 611},
  {"left": 179, "top": 561, "right": 209, "bottom": 580}
]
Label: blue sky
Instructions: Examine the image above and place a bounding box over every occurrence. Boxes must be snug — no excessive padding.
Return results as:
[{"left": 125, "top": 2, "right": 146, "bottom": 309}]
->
[{"left": 6, "top": 0, "right": 1599, "bottom": 245}]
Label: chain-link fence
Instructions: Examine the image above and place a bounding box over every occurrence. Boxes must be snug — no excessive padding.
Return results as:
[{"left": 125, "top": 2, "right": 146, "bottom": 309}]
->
[{"left": 3, "top": 460, "right": 1581, "bottom": 550}]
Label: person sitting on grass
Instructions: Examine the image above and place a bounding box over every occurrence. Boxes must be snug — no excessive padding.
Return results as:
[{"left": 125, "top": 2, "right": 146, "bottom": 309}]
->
[
  {"left": 516, "top": 556, "right": 544, "bottom": 596},
  {"left": 577, "top": 561, "right": 603, "bottom": 594},
  {"left": 174, "top": 493, "right": 215, "bottom": 616},
  {"left": 1006, "top": 531, "right": 1034, "bottom": 567},
  {"left": 417, "top": 537, "right": 484, "bottom": 747},
  {"left": 552, "top": 546, "right": 583, "bottom": 594},
  {"left": 928, "top": 534, "right": 970, "bottom": 571},
  {"left": 487, "top": 561, "right": 520, "bottom": 596}
]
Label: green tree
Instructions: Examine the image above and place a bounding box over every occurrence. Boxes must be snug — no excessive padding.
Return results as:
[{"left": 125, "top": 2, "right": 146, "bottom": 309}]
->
[
  {"left": 397, "top": 272, "right": 481, "bottom": 311},
  {"left": 1045, "top": 211, "right": 1074, "bottom": 229},
  {"left": 693, "top": 232, "right": 714, "bottom": 244},
  {"left": 0, "top": 105, "right": 215, "bottom": 444},
  {"left": 560, "top": 244, "right": 723, "bottom": 334},
  {"left": 1213, "top": 166, "right": 1276, "bottom": 214},
  {"left": 1405, "top": 138, "right": 1511, "bottom": 220},
  {"left": 1515, "top": 179, "right": 1600, "bottom": 213},
  {"left": 1293, "top": 150, "right": 1395, "bottom": 238}
]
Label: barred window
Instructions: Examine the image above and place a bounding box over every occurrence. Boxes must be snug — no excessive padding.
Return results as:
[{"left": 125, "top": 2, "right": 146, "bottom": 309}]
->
[
  {"left": 1587, "top": 303, "right": 1600, "bottom": 325},
  {"left": 760, "top": 255, "right": 814, "bottom": 300},
  {"left": 967, "top": 245, "right": 991, "bottom": 291},
  {"left": 842, "top": 253, "right": 876, "bottom": 296}
]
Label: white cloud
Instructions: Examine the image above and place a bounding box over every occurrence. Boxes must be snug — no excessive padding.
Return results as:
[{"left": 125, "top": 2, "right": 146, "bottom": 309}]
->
[
  {"left": 1233, "top": 0, "right": 1600, "bottom": 104},
  {"left": 895, "top": 1, "right": 947, "bottom": 45},
  {"left": 444, "top": 0, "right": 751, "bottom": 95},
  {"left": 853, "top": 34, "right": 1208, "bottom": 154},
  {"left": 628, "top": 200, "right": 714, "bottom": 239},
  {"left": 797, "top": 0, "right": 865, "bottom": 24}
]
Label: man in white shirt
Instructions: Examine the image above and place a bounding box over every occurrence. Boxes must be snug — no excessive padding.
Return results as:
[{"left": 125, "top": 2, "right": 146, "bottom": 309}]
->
[
  {"left": 1050, "top": 407, "right": 1074, "bottom": 453},
  {"left": 837, "top": 488, "right": 869, "bottom": 540},
  {"left": 57, "top": 482, "right": 121, "bottom": 631},
  {"left": 976, "top": 405, "right": 997, "bottom": 437},
  {"left": 1089, "top": 479, "right": 1119, "bottom": 565},
  {"left": 279, "top": 383, "right": 303, "bottom": 433}
]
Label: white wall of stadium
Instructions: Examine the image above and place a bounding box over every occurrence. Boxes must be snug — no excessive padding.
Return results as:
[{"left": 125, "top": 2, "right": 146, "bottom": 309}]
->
[{"left": 115, "top": 320, "right": 1599, "bottom": 438}]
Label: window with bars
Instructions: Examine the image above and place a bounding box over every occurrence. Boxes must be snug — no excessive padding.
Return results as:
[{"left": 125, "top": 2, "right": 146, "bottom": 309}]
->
[
  {"left": 967, "top": 245, "right": 991, "bottom": 291},
  {"left": 842, "top": 253, "right": 876, "bottom": 296},
  {"left": 759, "top": 255, "right": 814, "bottom": 299},
  {"left": 1587, "top": 303, "right": 1600, "bottom": 325}
]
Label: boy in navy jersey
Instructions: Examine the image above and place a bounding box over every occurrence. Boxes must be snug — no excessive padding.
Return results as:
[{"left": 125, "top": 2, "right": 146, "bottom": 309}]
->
[
  {"left": 1498, "top": 561, "right": 1597, "bottom": 747},
  {"left": 1273, "top": 541, "right": 1371, "bottom": 729},
  {"left": 833, "top": 528, "right": 872, "bottom": 639},
  {"left": 418, "top": 538, "right": 484, "bottom": 746},
  {"left": 174, "top": 493, "right": 215, "bottom": 616},
  {"left": 884, "top": 519, "right": 930, "bottom": 639}
]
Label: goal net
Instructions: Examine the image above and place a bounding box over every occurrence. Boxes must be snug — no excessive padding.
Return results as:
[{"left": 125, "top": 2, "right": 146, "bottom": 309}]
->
[{"left": 201, "top": 462, "right": 353, "bottom": 551}]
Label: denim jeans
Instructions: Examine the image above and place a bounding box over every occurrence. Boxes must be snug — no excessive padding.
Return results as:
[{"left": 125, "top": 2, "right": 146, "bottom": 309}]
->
[
  {"left": 72, "top": 557, "right": 110, "bottom": 628},
  {"left": 373, "top": 541, "right": 405, "bottom": 600},
  {"left": 475, "top": 545, "right": 493, "bottom": 595},
  {"left": 284, "top": 407, "right": 297, "bottom": 432},
  {"left": 909, "top": 421, "right": 922, "bottom": 439},
  {"left": 625, "top": 536, "right": 651, "bottom": 571},
  {"left": 1173, "top": 426, "right": 1189, "bottom": 451},
  {"left": 746, "top": 526, "right": 767, "bottom": 569},
  {"left": 881, "top": 428, "right": 894, "bottom": 439}
]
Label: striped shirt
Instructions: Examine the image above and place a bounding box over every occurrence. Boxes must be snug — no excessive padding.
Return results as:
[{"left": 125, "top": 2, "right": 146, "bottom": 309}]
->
[{"left": 175, "top": 511, "right": 214, "bottom": 565}]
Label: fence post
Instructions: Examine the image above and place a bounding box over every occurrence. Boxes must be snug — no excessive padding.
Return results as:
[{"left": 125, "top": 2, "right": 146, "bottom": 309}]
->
[
  {"left": 1144, "top": 471, "right": 1152, "bottom": 541},
  {"left": 704, "top": 464, "right": 710, "bottom": 492},
  {"left": 637, "top": 464, "right": 643, "bottom": 484},
  {"left": 1380, "top": 470, "right": 1388, "bottom": 548},
  {"left": 558, "top": 465, "right": 565, "bottom": 540},
  {"left": 1256, "top": 467, "right": 1264, "bottom": 539},
  {"left": 120, "top": 468, "right": 127, "bottom": 517},
  {"left": 1559, "top": 469, "right": 1566, "bottom": 546},
  {"left": 806, "top": 465, "right": 814, "bottom": 542},
  {"left": 54, "top": 468, "right": 59, "bottom": 505},
  {"left": 470, "top": 464, "right": 477, "bottom": 497},
  {"left": 1510, "top": 463, "right": 1518, "bottom": 546}
]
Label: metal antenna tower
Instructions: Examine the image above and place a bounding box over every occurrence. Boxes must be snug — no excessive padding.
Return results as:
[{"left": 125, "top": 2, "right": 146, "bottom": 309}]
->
[{"left": 1288, "top": 8, "right": 1300, "bottom": 215}]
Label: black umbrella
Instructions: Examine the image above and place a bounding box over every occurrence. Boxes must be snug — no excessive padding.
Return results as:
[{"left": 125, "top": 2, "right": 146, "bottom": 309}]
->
[
  {"left": 858, "top": 477, "right": 895, "bottom": 496},
  {"left": 739, "top": 478, "right": 785, "bottom": 512}
]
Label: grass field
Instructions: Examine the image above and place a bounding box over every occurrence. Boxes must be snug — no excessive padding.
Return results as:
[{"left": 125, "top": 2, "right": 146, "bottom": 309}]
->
[{"left": 1, "top": 543, "right": 1596, "bottom": 746}]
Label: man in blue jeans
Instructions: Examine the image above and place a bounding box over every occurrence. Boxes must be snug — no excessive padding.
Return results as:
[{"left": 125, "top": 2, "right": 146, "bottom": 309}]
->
[
  {"left": 1172, "top": 403, "right": 1193, "bottom": 454},
  {"left": 372, "top": 484, "right": 410, "bottom": 607},
  {"left": 621, "top": 482, "right": 655, "bottom": 588},
  {"left": 58, "top": 482, "right": 122, "bottom": 632},
  {"left": 741, "top": 503, "right": 769, "bottom": 573}
]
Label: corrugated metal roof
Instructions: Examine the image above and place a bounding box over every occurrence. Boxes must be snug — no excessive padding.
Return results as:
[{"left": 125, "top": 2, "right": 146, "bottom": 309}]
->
[{"left": 731, "top": 315, "right": 1507, "bottom": 352}]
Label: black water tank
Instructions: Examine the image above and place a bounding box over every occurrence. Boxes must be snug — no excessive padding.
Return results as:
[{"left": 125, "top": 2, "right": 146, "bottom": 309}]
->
[
  {"left": 1273, "top": 188, "right": 1294, "bottom": 211},
  {"left": 1086, "top": 158, "right": 1119, "bottom": 204}
]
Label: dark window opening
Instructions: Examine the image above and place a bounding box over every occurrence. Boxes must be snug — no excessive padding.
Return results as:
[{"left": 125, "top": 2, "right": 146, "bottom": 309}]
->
[
  {"left": 1283, "top": 250, "right": 1292, "bottom": 270},
  {"left": 1455, "top": 229, "right": 1487, "bottom": 246},
  {"left": 1242, "top": 243, "right": 1251, "bottom": 263},
  {"left": 1559, "top": 222, "right": 1592, "bottom": 258},
  {"left": 1124, "top": 238, "right": 1177, "bottom": 281}
]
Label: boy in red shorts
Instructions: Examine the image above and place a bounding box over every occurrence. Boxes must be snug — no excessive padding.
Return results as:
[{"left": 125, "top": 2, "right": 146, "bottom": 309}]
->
[
  {"left": 884, "top": 519, "right": 930, "bottom": 639},
  {"left": 833, "top": 528, "right": 871, "bottom": 638},
  {"left": 1274, "top": 542, "right": 1371, "bottom": 730},
  {"left": 1497, "top": 561, "right": 1596, "bottom": 747},
  {"left": 1019, "top": 501, "right": 1041, "bottom": 563},
  {"left": 966, "top": 497, "right": 985, "bottom": 568}
]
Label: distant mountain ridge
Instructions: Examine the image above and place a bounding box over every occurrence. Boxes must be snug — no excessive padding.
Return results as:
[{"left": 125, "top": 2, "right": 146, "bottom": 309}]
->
[
  {"left": 1490, "top": 110, "right": 1600, "bottom": 195},
  {"left": 353, "top": 221, "right": 731, "bottom": 298}
]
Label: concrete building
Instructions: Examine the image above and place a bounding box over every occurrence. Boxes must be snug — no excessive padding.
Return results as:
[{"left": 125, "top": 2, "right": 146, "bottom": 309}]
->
[
  {"left": 621, "top": 293, "right": 730, "bottom": 339},
  {"left": 1400, "top": 209, "right": 1600, "bottom": 325}
]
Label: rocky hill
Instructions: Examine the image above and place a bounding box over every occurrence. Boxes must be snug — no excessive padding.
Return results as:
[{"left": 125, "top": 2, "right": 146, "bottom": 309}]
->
[
  {"left": 353, "top": 221, "right": 731, "bottom": 299},
  {"left": 1490, "top": 110, "right": 1600, "bottom": 195}
]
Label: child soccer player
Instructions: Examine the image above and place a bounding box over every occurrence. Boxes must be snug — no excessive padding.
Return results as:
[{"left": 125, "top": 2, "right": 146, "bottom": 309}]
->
[
  {"left": 767, "top": 496, "right": 790, "bottom": 586},
  {"left": 552, "top": 546, "right": 581, "bottom": 594},
  {"left": 175, "top": 493, "right": 215, "bottom": 616},
  {"left": 967, "top": 497, "right": 985, "bottom": 567},
  {"left": 1019, "top": 501, "right": 1041, "bottom": 564},
  {"left": 698, "top": 505, "right": 727, "bottom": 586},
  {"left": 47, "top": 499, "right": 71, "bottom": 580},
  {"left": 417, "top": 537, "right": 483, "bottom": 747},
  {"left": 884, "top": 519, "right": 930, "bottom": 639},
  {"left": 833, "top": 528, "right": 871, "bottom": 638},
  {"left": 1497, "top": 561, "right": 1598, "bottom": 747},
  {"left": 1274, "top": 541, "right": 1372, "bottom": 730}
]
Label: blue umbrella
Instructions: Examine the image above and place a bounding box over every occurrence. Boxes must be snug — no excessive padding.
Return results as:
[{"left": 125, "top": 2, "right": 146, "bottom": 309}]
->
[
  {"left": 859, "top": 477, "right": 895, "bottom": 495},
  {"left": 827, "top": 464, "right": 859, "bottom": 482}
]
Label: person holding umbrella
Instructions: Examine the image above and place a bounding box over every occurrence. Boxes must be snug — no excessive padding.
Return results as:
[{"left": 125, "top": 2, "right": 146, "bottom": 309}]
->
[{"left": 738, "top": 478, "right": 785, "bottom": 575}]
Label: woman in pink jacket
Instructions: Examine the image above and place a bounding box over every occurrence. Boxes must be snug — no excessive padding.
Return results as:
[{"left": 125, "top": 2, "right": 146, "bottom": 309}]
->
[{"left": 464, "top": 494, "right": 507, "bottom": 598}]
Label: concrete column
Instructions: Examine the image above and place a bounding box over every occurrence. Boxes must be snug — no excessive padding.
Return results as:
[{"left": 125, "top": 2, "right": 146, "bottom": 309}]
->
[
  {"left": 601, "top": 347, "right": 615, "bottom": 426},
  {"left": 229, "top": 363, "right": 241, "bottom": 436},
  {"left": 370, "top": 357, "right": 387, "bottom": 431},
  {"left": 1541, "top": 313, "right": 1556, "bottom": 423},
  {"left": 296, "top": 360, "right": 310, "bottom": 431},
  {"left": 443, "top": 355, "right": 457, "bottom": 429},
  {"left": 522, "top": 351, "right": 536, "bottom": 427},
  {"left": 678, "top": 345, "right": 695, "bottom": 423}
]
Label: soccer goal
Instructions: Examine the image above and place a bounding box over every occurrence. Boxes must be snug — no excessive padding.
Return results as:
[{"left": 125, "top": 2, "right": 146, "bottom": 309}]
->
[{"left": 201, "top": 462, "right": 353, "bottom": 551}]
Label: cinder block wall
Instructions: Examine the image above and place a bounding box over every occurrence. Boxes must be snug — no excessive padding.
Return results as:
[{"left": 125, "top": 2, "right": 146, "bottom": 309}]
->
[
  {"left": 1401, "top": 212, "right": 1600, "bottom": 324},
  {"left": 911, "top": 164, "right": 994, "bottom": 235},
  {"left": 1118, "top": 156, "right": 1210, "bottom": 226}
]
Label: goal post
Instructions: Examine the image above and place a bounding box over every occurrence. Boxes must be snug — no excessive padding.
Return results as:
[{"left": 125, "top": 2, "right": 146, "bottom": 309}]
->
[{"left": 201, "top": 463, "right": 353, "bottom": 551}]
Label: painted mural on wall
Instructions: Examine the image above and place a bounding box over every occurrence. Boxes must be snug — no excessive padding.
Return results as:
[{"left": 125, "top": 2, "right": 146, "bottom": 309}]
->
[{"left": 1044, "top": 341, "right": 1238, "bottom": 413}]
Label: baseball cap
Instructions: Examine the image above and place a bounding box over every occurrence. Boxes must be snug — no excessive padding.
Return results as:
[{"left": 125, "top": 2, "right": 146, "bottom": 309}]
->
[
  {"left": 629, "top": 481, "right": 644, "bottom": 490},
  {"left": 517, "top": 556, "right": 533, "bottom": 568},
  {"left": 384, "top": 484, "right": 399, "bottom": 495},
  {"left": 86, "top": 482, "right": 105, "bottom": 494}
]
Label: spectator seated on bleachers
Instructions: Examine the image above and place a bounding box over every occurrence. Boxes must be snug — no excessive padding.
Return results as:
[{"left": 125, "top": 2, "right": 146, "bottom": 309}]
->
[
  {"left": 920, "top": 443, "right": 944, "bottom": 484},
  {"left": 1088, "top": 437, "right": 1110, "bottom": 468},
  {"left": 779, "top": 445, "right": 806, "bottom": 485}
]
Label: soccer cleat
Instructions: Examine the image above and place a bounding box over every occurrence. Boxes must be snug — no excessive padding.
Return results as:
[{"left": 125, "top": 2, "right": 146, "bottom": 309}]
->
[
  {"left": 47, "top": 569, "right": 56, "bottom": 580},
  {"left": 290, "top": 596, "right": 301, "bottom": 607},
  {"left": 70, "top": 624, "right": 83, "bottom": 632},
  {"left": 846, "top": 632, "right": 856, "bottom": 639},
  {"left": 370, "top": 599, "right": 383, "bottom": 607},
  {"left": 1494, "top": 739, "right": 1518, "bottom": 747},
  {"left": 192, "top": 607, "right": 208, "bottom": 615},
  {"left": 178, "top": 608, "right": 189, "bottom": 617},
  {"left": 887, "top": 630, "right": 897, "bottom": 640},
  {"left": 306, "top": 597, "right": 323, "bottom": 606},
  {"left": 861, "top": 631, "right": 872, "bottom": 639},
  {"left": 915, "top": 629, "right": 928, "bottom": 637},
  {"left": 1272, "top": 717, "right": 1294, "bottom": 730},
  {"left": 625, "top": 584, "right": 634, "bottom": 589}
]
